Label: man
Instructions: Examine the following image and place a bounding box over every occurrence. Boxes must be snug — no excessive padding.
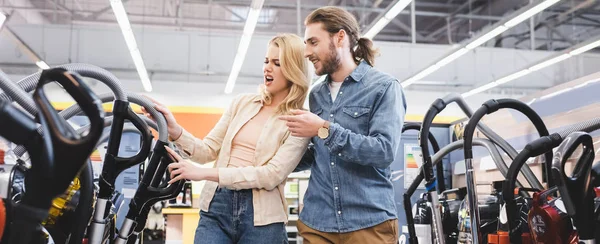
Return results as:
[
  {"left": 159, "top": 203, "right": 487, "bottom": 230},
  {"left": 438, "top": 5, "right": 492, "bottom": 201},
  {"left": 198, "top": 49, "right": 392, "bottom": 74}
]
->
[{"left": 280, "top": 6, "right": 407, "bottom": 244}]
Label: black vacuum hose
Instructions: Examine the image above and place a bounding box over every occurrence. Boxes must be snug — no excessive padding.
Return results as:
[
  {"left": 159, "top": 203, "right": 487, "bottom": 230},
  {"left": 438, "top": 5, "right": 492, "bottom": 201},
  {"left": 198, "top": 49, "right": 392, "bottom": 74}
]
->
[
  {"left": 402, "top": 122, "right": 441, "bottom": 244},
  {"left": 464, "top": 98, "right": 552, "bottom": 244}
]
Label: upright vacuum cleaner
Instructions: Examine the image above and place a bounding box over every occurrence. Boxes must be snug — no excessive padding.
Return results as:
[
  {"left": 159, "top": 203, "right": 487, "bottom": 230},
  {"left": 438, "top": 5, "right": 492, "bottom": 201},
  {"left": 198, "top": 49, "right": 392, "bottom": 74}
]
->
[
  {"left": 412, "top": 94, "right": 539, "bottom": 244},
  {"left": 464, "top": 98, "right": 553, "bottom": 244},
  {"left": 0, "top": 68, "right": 104, "bottom": 243},
  {"left": 500, "top": 117, "right": 600, "bottom": 244},
  {"left": 402, "top": 122, "right": 444, "bottom": 244},
  {"left": 552, "top": 132, "right": 596, "bottom": 243}
]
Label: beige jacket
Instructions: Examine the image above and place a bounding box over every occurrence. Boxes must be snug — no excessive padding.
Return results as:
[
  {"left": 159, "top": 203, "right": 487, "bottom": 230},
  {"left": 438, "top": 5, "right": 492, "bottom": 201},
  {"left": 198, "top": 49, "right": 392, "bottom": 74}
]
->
[{"left": 172, "top": 93, "right": 310, "bottom": 226}]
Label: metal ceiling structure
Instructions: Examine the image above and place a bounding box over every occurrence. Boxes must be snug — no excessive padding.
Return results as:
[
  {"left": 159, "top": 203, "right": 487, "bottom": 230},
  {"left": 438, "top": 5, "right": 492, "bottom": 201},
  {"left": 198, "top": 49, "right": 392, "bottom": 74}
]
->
[
  {"left": 1, "top": 0, "right": 600, "bottom": 96},
  {"left": 2, "top": 0, "right": 599, "bottom": 49}
]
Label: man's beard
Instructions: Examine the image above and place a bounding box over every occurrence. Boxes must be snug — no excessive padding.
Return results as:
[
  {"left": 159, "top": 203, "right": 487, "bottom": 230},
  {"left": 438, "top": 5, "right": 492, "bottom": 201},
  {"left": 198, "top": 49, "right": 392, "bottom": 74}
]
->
[{"left": 315, "top": 40, "right": 341, "bottom": 76}]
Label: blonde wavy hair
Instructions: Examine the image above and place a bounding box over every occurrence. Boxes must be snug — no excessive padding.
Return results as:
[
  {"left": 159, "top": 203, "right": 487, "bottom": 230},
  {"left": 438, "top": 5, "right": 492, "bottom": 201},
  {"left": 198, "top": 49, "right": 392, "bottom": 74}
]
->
[{"left": 260, "top": 33, "right": 310, "bottom": 115}]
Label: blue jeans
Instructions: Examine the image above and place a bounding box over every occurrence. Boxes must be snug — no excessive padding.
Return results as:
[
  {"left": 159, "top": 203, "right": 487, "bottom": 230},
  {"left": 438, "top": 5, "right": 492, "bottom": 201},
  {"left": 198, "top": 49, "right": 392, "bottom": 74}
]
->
[{"left": 194, "top": 187, "right": 288, "bottom": 244}]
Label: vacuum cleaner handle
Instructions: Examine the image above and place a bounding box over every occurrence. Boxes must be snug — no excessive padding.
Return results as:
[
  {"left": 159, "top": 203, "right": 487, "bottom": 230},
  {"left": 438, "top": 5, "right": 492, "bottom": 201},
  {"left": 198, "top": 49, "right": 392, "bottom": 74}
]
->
[
  {"left": 3, "top": 68, "right": 103, "bottom": 244},
  {"left": 98, "top": 101, "right": 152, "bottom": 198},
  {"left": 591, "top": 162, "right": 600, "bottom": 187},
  {"left": 32, "top": 68, "right": 104, "bottom": 202},
  {"left": 0, "top": 100, "right": 50, "bottom": 174},
  {"left": 127, "top": 171, "right": 186, "bottom": 244},
  {"left": 115, "top": 108, "right": 152, "bottom": 170},
  {"left": 466, "top": 98, "right": 551, "bottom": 244},
  {"left": 402, "top": 122, "right": 442, "bottom": 244},
  {"left": 115, "top": 142, "right": 185, "bottom": 244},
  {"left": 0, "top": 100, "right": 53, "bottom": 244},
  {"left": 551, "top": 132, "right": 596, "bottom": 241}
]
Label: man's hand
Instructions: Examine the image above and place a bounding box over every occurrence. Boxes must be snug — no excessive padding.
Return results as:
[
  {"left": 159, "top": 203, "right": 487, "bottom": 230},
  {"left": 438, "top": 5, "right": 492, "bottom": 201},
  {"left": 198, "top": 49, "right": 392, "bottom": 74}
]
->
[{"left": 280, "top": 109, "right": 325, "bottom": 137}]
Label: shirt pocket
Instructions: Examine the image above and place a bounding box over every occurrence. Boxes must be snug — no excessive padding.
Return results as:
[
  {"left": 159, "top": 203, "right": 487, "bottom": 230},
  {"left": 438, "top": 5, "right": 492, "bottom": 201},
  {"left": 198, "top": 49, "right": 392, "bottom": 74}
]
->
[{"left": 341, "top": 106, "right": 371, "bottom": 135}]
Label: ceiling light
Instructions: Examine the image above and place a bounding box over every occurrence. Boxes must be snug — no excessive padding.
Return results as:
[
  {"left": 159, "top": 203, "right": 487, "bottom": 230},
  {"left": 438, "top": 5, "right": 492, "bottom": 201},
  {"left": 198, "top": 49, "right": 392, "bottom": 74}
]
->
[
  {"left": 110, "top": 0, "right": 152, "bottom": 92},
  {"left": 363, "top": 0, "right": 412, "bottom": 39},
  {"left": 36, "top": 61, "right": 50, "bottom": 70},
  {"left": 462, "top": 34, "right": 600, "bottom": 97},
  {"left": 401, "top": 0, "right": 562, "bottom": 87},
  {"left": 224, "top": 0, "right": 264, "bottom": 94}
]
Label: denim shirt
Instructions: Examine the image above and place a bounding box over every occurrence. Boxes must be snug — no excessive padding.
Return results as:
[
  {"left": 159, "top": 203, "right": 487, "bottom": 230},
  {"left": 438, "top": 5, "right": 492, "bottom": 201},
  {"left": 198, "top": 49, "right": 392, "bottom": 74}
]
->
[{"left": 297, "top": 61, "right": 407, "bottom": 233}]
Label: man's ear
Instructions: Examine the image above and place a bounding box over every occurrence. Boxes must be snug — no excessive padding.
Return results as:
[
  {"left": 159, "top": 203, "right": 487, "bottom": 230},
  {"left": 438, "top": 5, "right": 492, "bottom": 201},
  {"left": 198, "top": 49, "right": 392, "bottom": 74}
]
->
[{"left": 336, "top": 29, "right": 346, "bottom": 48}]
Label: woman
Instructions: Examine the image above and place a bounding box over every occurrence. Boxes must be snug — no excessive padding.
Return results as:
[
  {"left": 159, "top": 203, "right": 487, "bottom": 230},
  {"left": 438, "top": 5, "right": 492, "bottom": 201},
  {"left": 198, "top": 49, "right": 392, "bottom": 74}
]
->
[{"left": 143, "top": 33, "right": 310, "bottom": 244}]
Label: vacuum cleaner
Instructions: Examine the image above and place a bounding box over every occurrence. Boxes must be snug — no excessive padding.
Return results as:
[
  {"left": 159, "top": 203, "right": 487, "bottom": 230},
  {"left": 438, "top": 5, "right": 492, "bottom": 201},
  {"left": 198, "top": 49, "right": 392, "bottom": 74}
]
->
[
  {"left": 552, "top": 132, "right": 596, "bottom": 243},
  {"left": 500, "top": 117, "right": 600, "bottom": 244},
  {"left": 411, "top": 93, "right": 539, "bottom": 244},
  {"left": 463, "top": 98, "right": 554, "bottom": 244},
  {"left": 0, "top": 68, "right": 104, "bottom": 243},
  {"left": 408, "top": 137, "right": 511, "bottom": 244}
]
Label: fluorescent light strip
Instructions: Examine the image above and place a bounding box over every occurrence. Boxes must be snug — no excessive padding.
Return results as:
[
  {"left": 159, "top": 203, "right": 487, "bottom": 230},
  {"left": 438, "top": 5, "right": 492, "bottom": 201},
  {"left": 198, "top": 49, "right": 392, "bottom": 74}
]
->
[
  {"left": 402, "top": 0, "right": 561, "bottom": 87},
  {"left": 110, "top": 0, "right": 152, "bottom": 92},
  {"left": 528, "top": 53, "right": 571, "bottom": 71},
  {"left": 0, "top": 12, "right": 6, "bottom": 28},
  {"left": 436, "top": 48, "right": 469, "bottom": 66},
  {"left": 462, "top": 82, "right": 499, "bottom": 97},
  {"left": 402, "top": 64, "right": 440, "bottom": 87},
  {"left": 363, "top": 19, "right": 390, "bottom": 39},
  {"left": 363, "top": 0, "right": 412, "bottom": 39},
  {"left": 462, "top": 35, "right": 600, "bottom": 97},
  {"left": 495, "top": 69, "right": 531, "bottom": 85},
  {"left": 465, "top": 26, "right": 508, "bottom": 50},
  {"left": 569, "top": 39, "right": 600, "bottom": 55},
  {"left": 504, "top": 0, "right": 561, "bottom": 27},
  {"left": 36, "top": 61, "right": 50, "bottom": 70},
  {"left": 224, "top": 0, "right": 264, "bottom": 94}
]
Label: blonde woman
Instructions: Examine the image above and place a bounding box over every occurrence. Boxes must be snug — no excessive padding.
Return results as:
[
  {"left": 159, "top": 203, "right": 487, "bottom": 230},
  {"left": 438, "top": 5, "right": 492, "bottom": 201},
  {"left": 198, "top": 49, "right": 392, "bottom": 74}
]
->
[{"left": 143, "top": 33, "right": 310, "bottom": 244}]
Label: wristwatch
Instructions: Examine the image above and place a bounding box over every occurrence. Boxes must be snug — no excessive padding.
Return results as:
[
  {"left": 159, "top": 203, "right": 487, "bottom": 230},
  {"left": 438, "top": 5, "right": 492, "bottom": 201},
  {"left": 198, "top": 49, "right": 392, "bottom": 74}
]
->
[{"left": 318, "top": 121, "right": 330, "bottom": 139}]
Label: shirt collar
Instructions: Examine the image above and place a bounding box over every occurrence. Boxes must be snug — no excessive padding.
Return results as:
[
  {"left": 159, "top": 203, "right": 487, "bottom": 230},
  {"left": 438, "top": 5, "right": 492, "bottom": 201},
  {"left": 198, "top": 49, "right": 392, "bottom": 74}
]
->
[
  {"left": 252, "top": 95, "right": 263, "bottom": 103},
  {"left": 325, "top": 60, "right": 371, "bottom": 84}
]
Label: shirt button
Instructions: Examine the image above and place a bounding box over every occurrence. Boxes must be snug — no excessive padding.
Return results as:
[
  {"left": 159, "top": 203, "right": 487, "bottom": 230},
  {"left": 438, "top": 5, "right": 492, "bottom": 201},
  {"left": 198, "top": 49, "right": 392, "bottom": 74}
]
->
[
  {"left": 331, "top": 162, "right": 334, "bottom": 166},
  {"left": 330, "top": 114, "right": 333, "bottom": 117},
  {"left": 339, "top": 91, "right": 343, "bottom": 95},
  {"left": 338, "top": 211, "right": 342, "bottom": 215},
  {"left": 335, "top": 187, "right": 339, "bottom": 190},
  {"left": 338, "top": 153, "right": 342, "bottom": 157},
  {"left": 354, "top": 112, "right": 358, "bottom": 116}
]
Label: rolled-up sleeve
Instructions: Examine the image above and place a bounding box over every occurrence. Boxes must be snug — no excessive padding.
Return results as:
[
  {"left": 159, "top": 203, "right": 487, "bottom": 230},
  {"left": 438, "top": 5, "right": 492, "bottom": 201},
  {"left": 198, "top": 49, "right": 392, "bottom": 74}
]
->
[
  {"left": 172, "top": 96, "right": 238, "bottom": 164},
  {"left": 218, "top": 135, "right": 310, "bottom": 191}
]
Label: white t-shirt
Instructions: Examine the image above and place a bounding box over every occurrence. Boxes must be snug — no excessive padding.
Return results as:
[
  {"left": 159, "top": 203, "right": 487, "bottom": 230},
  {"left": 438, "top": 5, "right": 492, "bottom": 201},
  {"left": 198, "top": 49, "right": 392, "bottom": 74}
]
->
[{"left": 329, "top": 81, "right": 343, "bottom": 102}]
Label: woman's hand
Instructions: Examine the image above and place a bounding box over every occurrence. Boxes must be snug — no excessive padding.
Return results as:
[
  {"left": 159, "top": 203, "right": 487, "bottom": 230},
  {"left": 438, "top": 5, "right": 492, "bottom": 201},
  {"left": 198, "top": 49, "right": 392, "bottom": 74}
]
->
[
  {"left": 141, "top": 95, "right": 183, "bottom": 140},
  {"left": 165, "top": 146, "right": 218, "bottom": 184}
]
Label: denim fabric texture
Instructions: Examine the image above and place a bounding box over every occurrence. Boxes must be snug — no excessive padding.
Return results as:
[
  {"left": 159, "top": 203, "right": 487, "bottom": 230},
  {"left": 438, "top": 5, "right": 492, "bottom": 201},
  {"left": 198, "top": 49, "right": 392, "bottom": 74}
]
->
[
  {"left": 297, "top": 61, "right": 407, "bottom": 233},
  {"left": 194, "top": 188, "right": 288, "bottom": 244}
]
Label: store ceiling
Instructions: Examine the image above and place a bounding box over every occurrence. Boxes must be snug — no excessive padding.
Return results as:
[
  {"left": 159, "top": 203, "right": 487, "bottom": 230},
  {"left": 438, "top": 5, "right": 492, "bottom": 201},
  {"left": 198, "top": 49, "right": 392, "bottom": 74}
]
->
[
  {"left": 4, "top": 0, "right": 600, "bottom": 49},
  {"left": 1, "top": 0, "right": 600, "bottom": 96}
]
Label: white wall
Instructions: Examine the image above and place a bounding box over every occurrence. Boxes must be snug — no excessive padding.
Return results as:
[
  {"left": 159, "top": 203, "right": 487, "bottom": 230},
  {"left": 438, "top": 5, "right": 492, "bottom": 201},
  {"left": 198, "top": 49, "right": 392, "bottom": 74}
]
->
[{"left": 1, "top": 23, "right": 598, "bottom": 116}]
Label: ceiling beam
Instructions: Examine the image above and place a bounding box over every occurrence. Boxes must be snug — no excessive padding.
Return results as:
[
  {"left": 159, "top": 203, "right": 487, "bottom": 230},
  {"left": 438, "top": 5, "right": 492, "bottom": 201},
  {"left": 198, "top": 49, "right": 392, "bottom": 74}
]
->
[
  {"left": 426, "top": 0, "right": 524, "bottom": 42},
  {"left": 83, "top": 0, "right": 130, "bottom": 20},
  {"left": 6, "top": 0, "right": 48, "bottom": 24}
]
